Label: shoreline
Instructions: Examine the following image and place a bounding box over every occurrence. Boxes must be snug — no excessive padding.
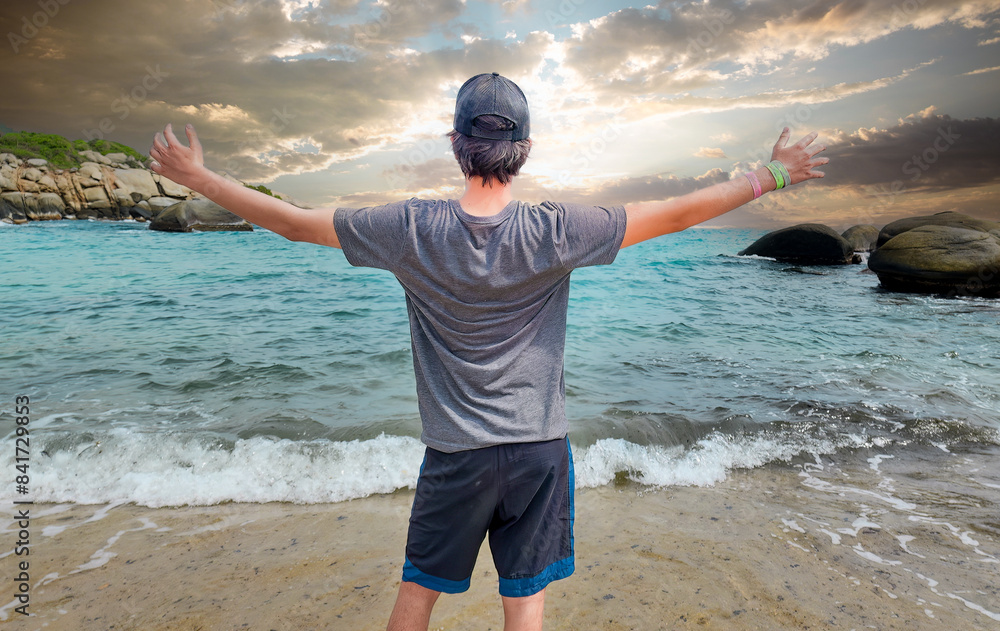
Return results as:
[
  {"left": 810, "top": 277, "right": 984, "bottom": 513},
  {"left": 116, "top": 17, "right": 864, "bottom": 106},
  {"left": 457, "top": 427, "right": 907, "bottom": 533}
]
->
[{"left": 4, "top": 444, "right": 998, "bottom": 630}]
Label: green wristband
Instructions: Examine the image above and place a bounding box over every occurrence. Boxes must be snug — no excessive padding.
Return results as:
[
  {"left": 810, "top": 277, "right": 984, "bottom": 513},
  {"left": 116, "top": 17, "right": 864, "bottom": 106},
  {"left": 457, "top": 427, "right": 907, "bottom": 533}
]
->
[
  {"left": 773, "top": 161, "right": 791, "bottom": 187},
  {"left": 765, "top": 162, "right": 785, "bottom": 189}
]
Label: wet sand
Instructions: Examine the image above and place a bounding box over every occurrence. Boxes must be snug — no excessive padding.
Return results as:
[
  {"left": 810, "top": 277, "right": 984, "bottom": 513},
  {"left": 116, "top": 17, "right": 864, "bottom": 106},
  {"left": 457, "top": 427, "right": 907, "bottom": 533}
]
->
[{"left": 3, "top": 443, "right": 998, "bottom": 630}]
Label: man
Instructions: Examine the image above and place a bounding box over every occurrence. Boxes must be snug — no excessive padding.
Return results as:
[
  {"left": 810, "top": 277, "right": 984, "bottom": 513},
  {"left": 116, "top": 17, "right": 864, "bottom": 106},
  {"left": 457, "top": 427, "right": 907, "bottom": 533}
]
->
[{"left": 150, "top": 72, "right": 827, "bottom": 631}]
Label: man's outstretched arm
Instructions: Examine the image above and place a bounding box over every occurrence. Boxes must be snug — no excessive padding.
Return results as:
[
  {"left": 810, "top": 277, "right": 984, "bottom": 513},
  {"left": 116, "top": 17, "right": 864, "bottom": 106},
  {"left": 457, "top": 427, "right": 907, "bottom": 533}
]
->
[
  {"left": 620, "top": 128, "right": 828, "bottom": 249},
  {"left": 149, "top": 123, "right": 342, "bottom": 248}
]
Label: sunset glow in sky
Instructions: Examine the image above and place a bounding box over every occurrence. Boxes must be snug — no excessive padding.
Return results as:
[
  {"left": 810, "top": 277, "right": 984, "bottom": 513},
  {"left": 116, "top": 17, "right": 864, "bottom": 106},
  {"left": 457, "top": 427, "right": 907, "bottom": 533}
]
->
[{"left": 2, "top": 0, "right": 999, "bottom": 228}]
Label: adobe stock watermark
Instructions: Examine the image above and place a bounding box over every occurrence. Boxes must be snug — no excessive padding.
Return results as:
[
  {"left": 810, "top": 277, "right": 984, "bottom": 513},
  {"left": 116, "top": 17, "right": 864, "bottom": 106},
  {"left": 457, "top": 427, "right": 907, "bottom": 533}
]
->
[
  {"left": 82, "top": 65, "right": 170, "bottom": 141},
  {"left": 945, "top": 261, "right": 1000, "bottom": 299},
  {"left": 7, "top": 0, "right": 71, "bottom": 54},
  {"left": 211, "top": 0, "right": 245, "bottom": 16},
  {"left": 353, "top": 0, "right": 407, "bottom": 49},
  {"left": 889, "top": 0, "right": 929, "bottom": 28},
  {"left": 383, "top": 137, "right": 445, "bottom": 191},
  {"left": 542, "top": 120, "right": 623, "bottom": 198},
  {"left": 546, "top": 0, "right": 587, "bottom": 28},
  {"left": 685, "top": 9, "right": 735, "bottom": 60},
  {"left": 857, "top": 125, "right": 961, "bottom": 225}
]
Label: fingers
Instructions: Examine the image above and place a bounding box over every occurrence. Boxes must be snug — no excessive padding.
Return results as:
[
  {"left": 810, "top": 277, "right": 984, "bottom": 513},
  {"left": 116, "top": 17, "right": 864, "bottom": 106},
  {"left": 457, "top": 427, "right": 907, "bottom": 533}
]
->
[
  {"left": 795, "top": 131, "right": 819, "bottom": 148},
  {"left": 151, "top": 130, "right": 167, "bottom": 153},
  {"left": 150, "top": 122, "right": 199, "bottom": 166},
  {"left": 185, "top": 124, "right": 202, "bottom": 156},
  {"left": 163, "top": 122, "right": 181, "bottom": 149},
  {"left": 802, "top": 155, "right": 829, "bottom": 180},
  {"left": 773, "top": 126, "right": 791, "bottom": 149}
]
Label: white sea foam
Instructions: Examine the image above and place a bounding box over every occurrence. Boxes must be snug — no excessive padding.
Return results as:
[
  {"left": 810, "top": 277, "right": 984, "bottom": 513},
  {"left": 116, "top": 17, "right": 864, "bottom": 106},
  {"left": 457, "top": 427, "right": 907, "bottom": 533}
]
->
[
  {"left": 0, "top": 426, "right": 872, "bottom": 507},
  {"left": 573, "top": 431, "right": 859, "bottom": 489},
  {"left": 18, "top": 430, "right": 426, "bottom": 507}
]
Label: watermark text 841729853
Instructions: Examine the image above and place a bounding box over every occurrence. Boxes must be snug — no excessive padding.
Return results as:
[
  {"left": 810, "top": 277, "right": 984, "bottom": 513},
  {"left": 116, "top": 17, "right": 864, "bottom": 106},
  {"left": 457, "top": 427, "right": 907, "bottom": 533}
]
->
[{"left": 12, "top": 395, "right": 33, "bottom": 617}]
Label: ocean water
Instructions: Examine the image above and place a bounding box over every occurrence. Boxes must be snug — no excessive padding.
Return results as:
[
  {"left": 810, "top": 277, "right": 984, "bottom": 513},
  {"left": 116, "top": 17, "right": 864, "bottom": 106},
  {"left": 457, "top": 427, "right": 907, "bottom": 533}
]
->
[{"left": 2, "top": 218, "right": 998, "bottom": 506}]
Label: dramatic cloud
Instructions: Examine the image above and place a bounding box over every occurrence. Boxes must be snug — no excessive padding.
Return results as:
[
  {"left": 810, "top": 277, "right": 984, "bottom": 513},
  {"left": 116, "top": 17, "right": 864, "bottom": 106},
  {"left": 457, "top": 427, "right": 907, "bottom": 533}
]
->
[
  {"left": 822, "top": 112, "right": 1000, "bottom": 193},
  {"left": 560, "top": 0, "right": 999, "bottom": 98},
  {"left": 1, "top": 0, "right": 998, "bottom": 224}
]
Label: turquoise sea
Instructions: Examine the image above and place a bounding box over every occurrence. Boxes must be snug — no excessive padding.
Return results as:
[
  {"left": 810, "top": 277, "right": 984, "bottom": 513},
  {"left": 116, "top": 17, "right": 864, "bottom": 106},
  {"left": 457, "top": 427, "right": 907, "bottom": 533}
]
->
[{"left": 1, "top": 218, "right": 998, "bottom": 506}]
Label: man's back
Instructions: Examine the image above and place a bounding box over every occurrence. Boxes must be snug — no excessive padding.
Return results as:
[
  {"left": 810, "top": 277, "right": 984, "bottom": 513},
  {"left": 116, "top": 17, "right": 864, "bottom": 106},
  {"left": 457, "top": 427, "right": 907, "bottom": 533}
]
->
[{"left": 334, "top": 197, "right": 626, "bottom": 452}]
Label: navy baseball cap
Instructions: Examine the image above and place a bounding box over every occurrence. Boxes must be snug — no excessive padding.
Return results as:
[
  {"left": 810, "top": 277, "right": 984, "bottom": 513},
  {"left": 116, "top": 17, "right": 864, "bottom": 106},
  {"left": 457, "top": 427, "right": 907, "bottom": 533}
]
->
[{"left": 453, "top": 72, "right": 530, "bottom": 141}]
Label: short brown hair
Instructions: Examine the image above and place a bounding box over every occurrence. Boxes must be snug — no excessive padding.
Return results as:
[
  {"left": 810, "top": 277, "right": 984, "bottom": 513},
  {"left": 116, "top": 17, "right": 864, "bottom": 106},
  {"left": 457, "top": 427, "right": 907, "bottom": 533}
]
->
[{"left": 449, "top": 115, "right": 531, "bottom": 187}]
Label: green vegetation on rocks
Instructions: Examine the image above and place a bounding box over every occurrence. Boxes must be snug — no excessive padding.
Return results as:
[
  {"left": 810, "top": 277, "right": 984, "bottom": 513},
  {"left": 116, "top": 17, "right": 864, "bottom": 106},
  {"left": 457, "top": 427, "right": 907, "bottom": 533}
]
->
[{"left": 0, "top": 131, "right": 147, "bottom": 168}]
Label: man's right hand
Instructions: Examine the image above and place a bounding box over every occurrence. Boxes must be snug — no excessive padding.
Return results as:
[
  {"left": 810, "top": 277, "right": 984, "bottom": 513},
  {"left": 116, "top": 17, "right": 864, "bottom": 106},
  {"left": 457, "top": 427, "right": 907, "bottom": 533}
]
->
[
  {"left": 149, "top": 123, "right": 207, "bottom": 190},
  {"left": 769, "top": 127, "right": 828, "bottom": 186}
]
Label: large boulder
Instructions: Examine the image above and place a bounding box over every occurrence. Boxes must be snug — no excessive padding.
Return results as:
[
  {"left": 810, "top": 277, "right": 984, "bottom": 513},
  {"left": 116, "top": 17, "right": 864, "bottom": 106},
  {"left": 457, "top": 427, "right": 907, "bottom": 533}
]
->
[
  {"left": 0, "top": 198, "right": 27, "bottom": 223},
  {"left": 33, "top": 193, "right": 65, "bottom": 220},
  {"left": 841, "top": 224, "right": 880, "bottom": 252},
  {"left": 112, "top": 189, "right": 134, "bottom": 208},
  {"left": 153, "top": 173, "right": 191, "bottom": 198},
  {"left": 738, "top": 223, "right": 858, "bottom": 265},
  {"left": 148, "top": 198, "right": 253, "bottom": 232},
  {"left": 0, "top": 167, "right": 16, "bottom": 191},
  {"left": 877, "top": 212, "right": 1000, "bottom": 248},
  {"left": 38, "top": 174, "right": 58, "bottom": 191},
  {"left": 0, "top": 192, "right": 61, "bottom": 220},
  {"left": 868, "top": 225, "right": 1000, "bottom": 297},
  {"left": 83, "top": 186, "right": 112, "bottom": 209},
  {"left": 1, "top": 192, "right": 32, "bottom": 215},
  {"left": 113, "top": 168, "right": 159, "bottom": 201},
  {"left": 147, "top": 196, "right": 181, "bottom": 216}
]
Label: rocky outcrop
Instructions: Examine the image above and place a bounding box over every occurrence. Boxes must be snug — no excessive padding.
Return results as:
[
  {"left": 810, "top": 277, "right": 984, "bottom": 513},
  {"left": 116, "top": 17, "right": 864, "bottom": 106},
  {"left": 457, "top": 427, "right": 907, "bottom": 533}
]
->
[
  {"left": 876, "top": 212, "right": 1000, "bottom": 248},
  {"left": 868, "top": 225, "right": 1000, "bottom": 297},
  {"left": 148, "top": 198, "right": 252, "bottom": 232},
  {"left": 841, "top": 224, "right": 880, "bottom": 252},
  {"left": 0, "top": 153, "right": 196, "bottom": 223},
  {"left": 738, "top": 223, "right": 860, "bottom": 265}
]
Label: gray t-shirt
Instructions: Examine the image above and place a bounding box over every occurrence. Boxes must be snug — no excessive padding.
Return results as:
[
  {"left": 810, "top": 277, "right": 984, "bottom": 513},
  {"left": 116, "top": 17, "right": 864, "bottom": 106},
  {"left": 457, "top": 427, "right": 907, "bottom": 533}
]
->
[{"left": 334, "top": 198, "right": 627, "bottom": 453}]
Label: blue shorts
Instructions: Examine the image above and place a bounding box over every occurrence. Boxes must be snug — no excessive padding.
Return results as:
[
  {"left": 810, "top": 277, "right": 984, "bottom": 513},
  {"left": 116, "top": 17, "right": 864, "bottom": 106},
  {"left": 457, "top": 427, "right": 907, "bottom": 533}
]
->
[{"left": 402, "top": 436, "right": 575, "bottom": 598}]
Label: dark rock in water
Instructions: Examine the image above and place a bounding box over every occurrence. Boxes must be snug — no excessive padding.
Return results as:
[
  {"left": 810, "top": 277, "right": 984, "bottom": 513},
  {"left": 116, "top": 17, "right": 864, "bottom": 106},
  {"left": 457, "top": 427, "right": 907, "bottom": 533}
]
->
[
  {"left": 148, "top": 199, "right": 253, "bottom": 233},
  {"left": 877, "top": 212, "right": 1000, "bottom": 248},
  {"left": 841, "top": 224, "right": 879, "bottom": 252},
  {"left": 868, "top": 225, "right": 1000, "bottom": 297},
  {"left": 738, "top": 223, "right": 858, "bottom": 265},
  {"left": 0, "top": 198, "right": 27, "bottom": 224},
  {"left": 75, "top": 206, "right": 99, "bottom": 220},
  {"left": 129, "top": 205, "right": 153, "bottom": 221}
]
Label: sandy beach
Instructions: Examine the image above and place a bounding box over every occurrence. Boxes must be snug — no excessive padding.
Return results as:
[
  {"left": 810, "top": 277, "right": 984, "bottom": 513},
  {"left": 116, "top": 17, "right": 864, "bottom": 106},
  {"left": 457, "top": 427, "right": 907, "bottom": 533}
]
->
[{"left": 4, "top": 443, "right": 998, "bottom": 631}]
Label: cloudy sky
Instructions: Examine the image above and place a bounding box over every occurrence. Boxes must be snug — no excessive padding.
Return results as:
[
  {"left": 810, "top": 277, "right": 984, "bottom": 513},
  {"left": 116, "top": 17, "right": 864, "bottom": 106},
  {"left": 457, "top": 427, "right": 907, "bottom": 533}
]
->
[{"left": 2, "top": 0, "right": 999, "bottom": 228}]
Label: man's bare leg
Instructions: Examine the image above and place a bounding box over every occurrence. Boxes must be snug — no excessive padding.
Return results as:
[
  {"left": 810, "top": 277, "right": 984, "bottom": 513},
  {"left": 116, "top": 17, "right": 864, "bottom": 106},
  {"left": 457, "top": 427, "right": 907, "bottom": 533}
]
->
[
  {"left": 386, "top": 581, "right": 441, "bottom": 631},
  {"left": 501, "top": 588, "right": 546, "bottom": 631}
]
